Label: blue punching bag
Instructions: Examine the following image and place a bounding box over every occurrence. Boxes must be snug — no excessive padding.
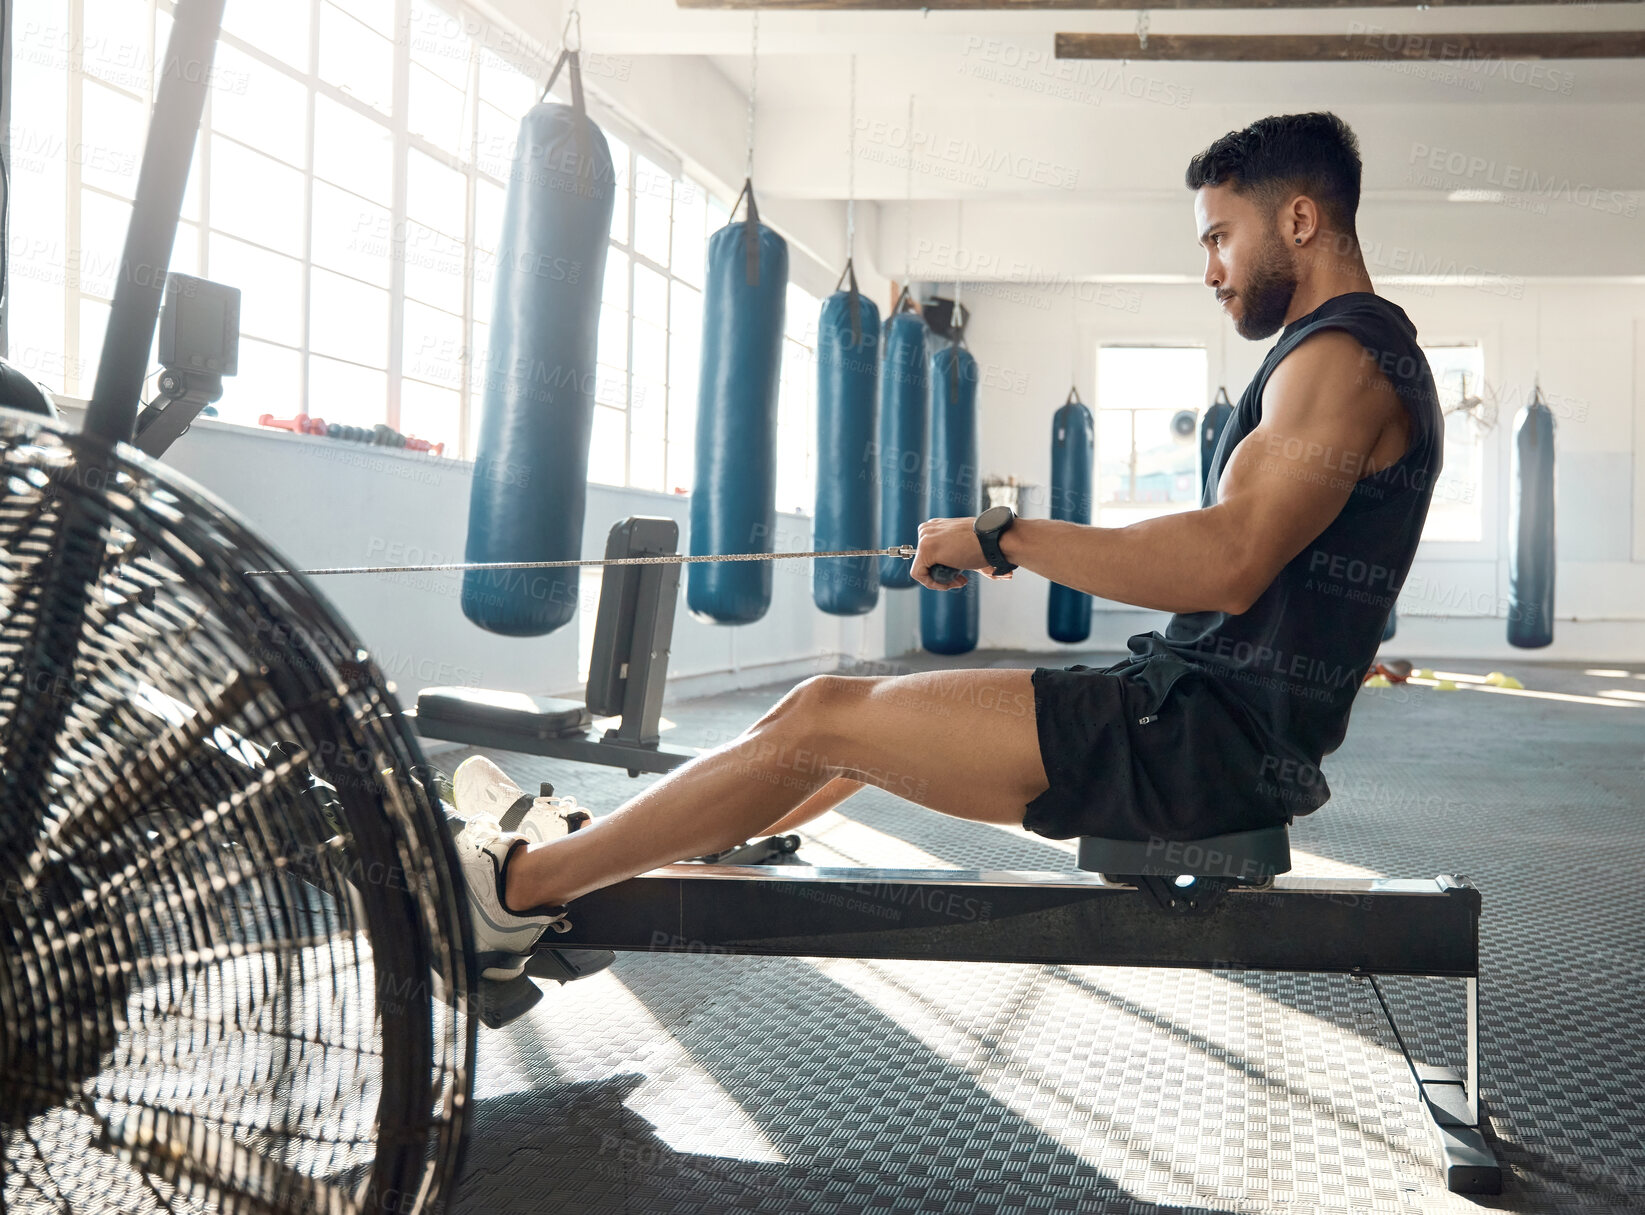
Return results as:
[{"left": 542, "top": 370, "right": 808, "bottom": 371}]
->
[
  {"left": 1508, "top": 388, "right": 1556, "bottom": 648},
  {"left": 813, "top": 262, "right": 881, "bottom": 615},
  {"left": 1200, "top": 386, "right": 1234, "bottom": 499},
  {"left": 463, "top": 57, "right": 613, "bottom": 635},
  {"left": 688, "top": 180, "right": 789, "bottom": 624},
  {"left": 921, "top": 340, "right": 980, "bottom": 655},
  {"left": 1048, "top": 387, "right": 1094, "bottom": 643},
  {"left": 877, "top": 291, "right": 929, "bottom": 589}
]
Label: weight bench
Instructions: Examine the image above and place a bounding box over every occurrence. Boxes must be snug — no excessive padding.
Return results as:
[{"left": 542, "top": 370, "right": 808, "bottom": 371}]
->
[{"left": 418, "top": 515, "right": 1501, "bottom": 1195}]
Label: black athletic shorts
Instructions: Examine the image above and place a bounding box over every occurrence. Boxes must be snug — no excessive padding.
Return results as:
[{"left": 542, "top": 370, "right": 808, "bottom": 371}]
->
[{"left": 1023, "top": 654, "right": 1295, "bottom": 842}]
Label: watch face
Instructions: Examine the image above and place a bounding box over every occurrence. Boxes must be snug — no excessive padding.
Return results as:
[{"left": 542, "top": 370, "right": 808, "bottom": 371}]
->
[{"left": 978, "top": 505, "right": 1013, "bottom": 531}]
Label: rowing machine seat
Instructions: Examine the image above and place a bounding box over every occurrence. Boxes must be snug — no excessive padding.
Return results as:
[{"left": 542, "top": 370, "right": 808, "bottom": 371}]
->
[
  {"left": 1078, "top": 825, "right": 1291, "bottom": 882},
  {"left": 418, "top": 686, "right": 591, "bottom": 740}
]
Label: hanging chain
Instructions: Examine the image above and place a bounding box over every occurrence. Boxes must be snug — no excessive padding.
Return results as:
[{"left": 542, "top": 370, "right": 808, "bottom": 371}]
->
[
  {"left": 953, "top": 200, "right": 963, "bottom": 336},
  {"left": 247, "top": 545, "right": 919, "bottom": 580},
  {"left": 1069, "top": 276, "right": 1078, "bottom": 393},
  {"left": 846, "top": 54, "right": 857, "bottom": 262},
  {"left": 745, "top": 12, "right": 759, "bottom": 180},
  {"left": 903, "top": 94, "right": 915, "bottom": 287},
  {"left": 1136, "top": 10, "right": 1150, "bottom": 51}
]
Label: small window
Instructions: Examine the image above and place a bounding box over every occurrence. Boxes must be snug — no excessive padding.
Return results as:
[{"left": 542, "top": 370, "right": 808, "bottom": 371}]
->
[
  {"left": 1095, "top": 346, "right": 1209, "bottom": 526},
  {"left": 1421, "top": 345, "right": 1487, "bottom": 543}
]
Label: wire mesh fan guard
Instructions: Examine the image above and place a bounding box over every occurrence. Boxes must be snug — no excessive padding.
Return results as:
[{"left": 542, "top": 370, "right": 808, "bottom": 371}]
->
[{"left": 0, "top": 415, "right": 475, "bottom": 1214}]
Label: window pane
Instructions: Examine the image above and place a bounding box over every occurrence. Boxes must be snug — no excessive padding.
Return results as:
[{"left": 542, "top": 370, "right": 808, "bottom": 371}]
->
[
  {"left": 77, "top": 297, "right": 112, "bottom": 396},
  {"left": 328, "top": 0, "right": 395, "bottom": 37},
  {"left": 210, "top": 43, "right": 307, "bottom": 168},
  {"left": 314, "top": 96, "right": 393, "bottom": 204},
  {"left": 478, "top": 49, "right": 537, "bottom": 116},
  {"left": 223, "top": 0, "right": 311, "bottom": 72},
  {"left": 632, "top": 263, "right": 667, "bottom": 384},
  {"left": 169, "top": 221, "right": 201, "bottom": 277},
  {"left": 211, "top": 135, "right": 305, "bottom": 256},
  {"left": 311, "top": 180, "right": 392, "bottom": 287},
  {"left": 403, "top": 300, "right": 465, "bottom": 391},
  {"left": 80, "top": 81, "right": 144, "bottom": 198},
  {"left": 81, "top": 0, "right": 149, "bottom": 93},
  {"left": 78, "top": 190, "right": 133, "bottom": 299},
  {"left": 667, "top": 281, "right": 701, "bottom": 495},
  {"left": 1096, "top": 411, "right": 1133, "bottom": 505},
  {"left": 1422, "top": 345, "right": 1486, "bottom": 543},
  {"left": 633, "top": 263, "right": 667, "bottom": 329},
  {"left": 208, "top": 232, "right": 303, "bottom": 347},
  {"left": 405, "top": 221, "right": 467, "bottom": 314},
  {"left": 407, "top": 148, "right": 467, "bottom": 239},
  {"left": 218, "top": 337, "right": 303, "bottom": 426},
  {"left": 607, "top": 134, "right": 630, "bottom": 246},
  {"left": 783, "top": 284, "right": 815, "bottom": 347},
  {"left": 1096, "top": 347, "right": 1207, "bottom": 523},
  {"left": 308, "top": 356, "right": 387, "bottom": 427},
  {"left": 595, "top": 364, "right": 627, "bottom": 411},
  {"left": 630, "top": 379, "right": 665, "bottom": 492},
  {"left": 474, "top": 178, "right": 506, "bottom": 252},
  {"left": 597, "top": 251, "right": 629, "bottom": 375},
  {"left": 409, "top": 64, "right": 466, "bottom": 155},
  {"left": 1132, "top": 409, "right": 1199, "bottom": 508},
  {"left": 468, "top": 319, "right": 490, "bottom": 400},
  {"left": 474, "top": 101, "right": 518, "bottom": 182},
  {"left": 632, "top": 155, "right": 671, "bottom": 266},
  {"left": 14, "top": 0, "right": 71, "bottom": 77},
  {"left": 408, "top": 0, "right": 472, "bottom": 88},
  {"left": 399, "top": 378, "right": 461, "bottom": 449},
  {"left": 310, "top": 268, "right": 389, "bottom": 366},
  {"left": 7, "top": 13, "right": 69, "bottom": 391},
  {"left": 588, "top": 404, "right": 625, "bottom": 486},
  {"left": 776, "top": 335, "right": 815, "bottom": 514},
  {"left": 673, "top": 178, "right": 708, "bottom": 288},
  {"left": 319, "top": 3, "right": 393, "bottom": 114}
]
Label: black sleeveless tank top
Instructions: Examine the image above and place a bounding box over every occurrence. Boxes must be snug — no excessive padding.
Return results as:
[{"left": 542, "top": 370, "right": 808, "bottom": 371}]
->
[{"left": 1127, "top": 292, "right": 1443, "bottom": 805}]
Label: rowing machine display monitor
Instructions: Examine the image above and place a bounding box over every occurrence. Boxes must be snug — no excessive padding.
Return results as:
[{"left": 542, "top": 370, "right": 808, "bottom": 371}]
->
[
  {"left": 134, "top": 272, "right": 241, "bottom": 457},
  {"left": 415, "top": 515, "right": 694, "bottom": 776}
]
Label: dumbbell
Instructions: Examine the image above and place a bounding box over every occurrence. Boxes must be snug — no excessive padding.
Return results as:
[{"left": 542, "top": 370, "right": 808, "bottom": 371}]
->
[{"left": 259, "top": 413, "right": 327, "bottom": 435}]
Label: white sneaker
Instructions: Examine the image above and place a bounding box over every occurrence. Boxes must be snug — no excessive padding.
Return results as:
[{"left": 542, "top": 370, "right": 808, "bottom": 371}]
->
[
  {"left": 452, "top": 755, "right": 592, "bottom": 844},
  {"left": 451, "top": 818, "right": 572, "bottom": 981}
]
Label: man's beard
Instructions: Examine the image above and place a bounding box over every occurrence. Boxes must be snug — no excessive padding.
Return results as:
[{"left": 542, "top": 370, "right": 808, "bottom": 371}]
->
[{"left": 1230, "top": 234, "right": 1298, "bottom": 340}]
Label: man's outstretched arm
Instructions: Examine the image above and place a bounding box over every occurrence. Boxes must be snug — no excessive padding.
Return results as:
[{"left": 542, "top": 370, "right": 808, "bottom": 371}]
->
[{"left": 911, "top": 331, "right": 1412, "bottom": 615}]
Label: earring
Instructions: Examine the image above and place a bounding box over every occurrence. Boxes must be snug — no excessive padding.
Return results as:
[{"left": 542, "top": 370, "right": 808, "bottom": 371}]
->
[{"left": 1294, "top": 237, "right": 1302, "bottom": 245}]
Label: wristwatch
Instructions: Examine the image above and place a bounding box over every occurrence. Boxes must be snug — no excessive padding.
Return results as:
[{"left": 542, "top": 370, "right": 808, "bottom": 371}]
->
[{"left": 974, "top": 505, "right": 1018, "bottom": 576}]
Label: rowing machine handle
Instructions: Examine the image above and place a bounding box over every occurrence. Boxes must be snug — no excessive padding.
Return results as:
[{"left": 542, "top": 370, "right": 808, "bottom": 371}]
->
[{"left": 929, "top": 563, "right": 959, "bottom": 585}]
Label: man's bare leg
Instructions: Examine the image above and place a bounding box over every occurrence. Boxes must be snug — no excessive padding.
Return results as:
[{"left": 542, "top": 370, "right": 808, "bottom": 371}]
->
[
  {"left": 760, "top": 776, "right": 865, "bottom": 836},
  {"left": 502, "top": 669, "right": 1049, "bottom": 911}
]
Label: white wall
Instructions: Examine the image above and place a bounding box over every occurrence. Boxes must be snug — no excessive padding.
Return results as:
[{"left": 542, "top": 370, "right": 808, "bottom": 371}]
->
[
  {"left": 56, "top": 402, "right": 895, "bottom": 705},
  {"left": 959, "top": 278, "right": 1645, "bottom": 661}
]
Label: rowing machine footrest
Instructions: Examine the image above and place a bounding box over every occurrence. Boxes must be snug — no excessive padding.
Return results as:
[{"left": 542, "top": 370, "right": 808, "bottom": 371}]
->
[
  {"left": 417, "top": 686, "right": 591, "bottom": 738},
  {"left": 1077, "top": 825, "right": 1291, "bottom": 881}
]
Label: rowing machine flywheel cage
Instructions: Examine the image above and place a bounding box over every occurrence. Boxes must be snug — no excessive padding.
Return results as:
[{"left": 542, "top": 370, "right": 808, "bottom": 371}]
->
[{"left": 0, "top": 415, "right": 475, "bottom": 1213}]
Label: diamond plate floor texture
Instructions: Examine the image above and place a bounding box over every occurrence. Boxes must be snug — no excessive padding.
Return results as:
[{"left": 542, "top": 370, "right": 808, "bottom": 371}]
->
[{"left": 440, "top": 651, "right": 1645, "bottom": 1214}]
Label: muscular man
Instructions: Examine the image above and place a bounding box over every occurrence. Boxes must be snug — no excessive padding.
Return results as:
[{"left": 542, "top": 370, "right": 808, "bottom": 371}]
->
[{"left": 453, "top": 111, "right": 1442, "bottom": 981}]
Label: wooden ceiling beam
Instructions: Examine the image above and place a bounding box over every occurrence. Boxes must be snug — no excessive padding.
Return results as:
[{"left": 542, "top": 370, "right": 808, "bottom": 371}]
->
[{"left": 1055, "top": 30, "right": 1645, "bottom": 59}]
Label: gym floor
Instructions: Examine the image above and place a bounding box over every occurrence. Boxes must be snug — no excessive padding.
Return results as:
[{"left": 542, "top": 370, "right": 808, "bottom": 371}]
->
[{"left": 442, "top": 651, "right": 1645, "bottom": 1215}]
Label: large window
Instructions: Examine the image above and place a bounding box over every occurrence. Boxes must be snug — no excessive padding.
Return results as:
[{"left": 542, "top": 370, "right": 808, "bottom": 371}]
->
[
  {"left": 1421, "top": 344, "right": 1486, "bottom": 543},
  {"left": 1094, "top": 346, "right": 1208, "bottom": 526},
  {"left": 6, "top": 0, "right": 810, "bottom": 499},
  {"left": 588, "top": 144, "right": 727, "bottom": 495}
]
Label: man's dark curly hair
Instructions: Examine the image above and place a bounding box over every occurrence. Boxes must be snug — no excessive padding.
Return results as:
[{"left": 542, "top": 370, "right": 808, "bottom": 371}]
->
[{"left": 1185, "top": 112, "right": 1362, "bottom": 237}]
